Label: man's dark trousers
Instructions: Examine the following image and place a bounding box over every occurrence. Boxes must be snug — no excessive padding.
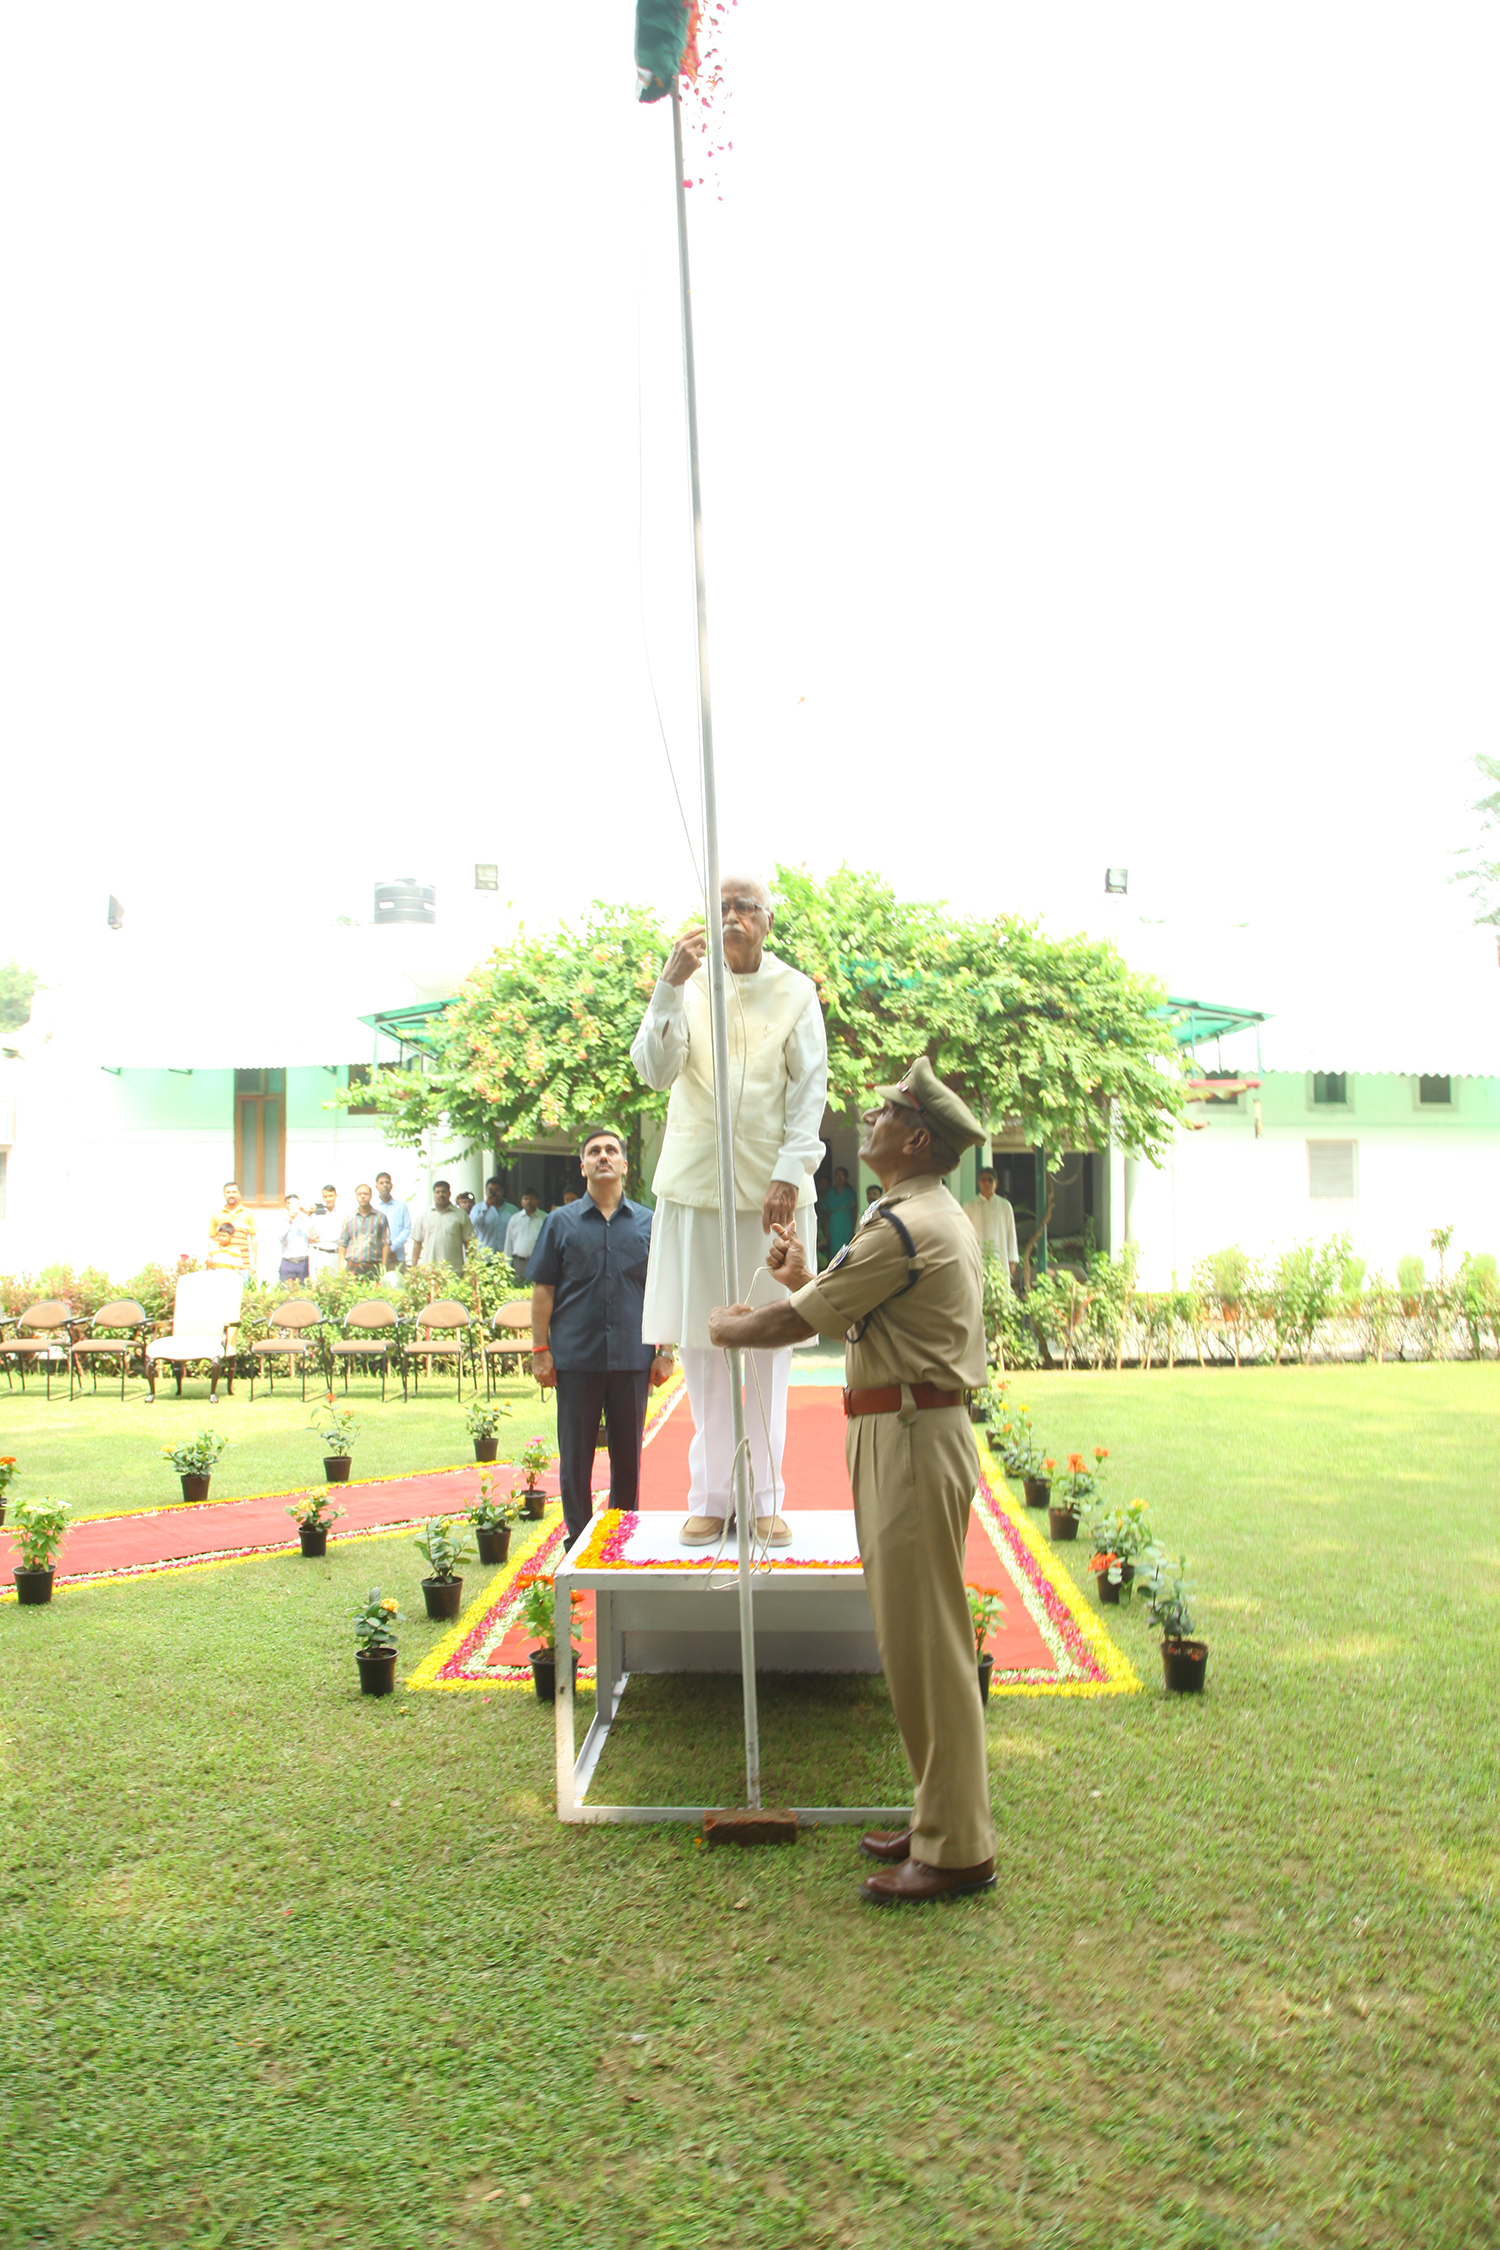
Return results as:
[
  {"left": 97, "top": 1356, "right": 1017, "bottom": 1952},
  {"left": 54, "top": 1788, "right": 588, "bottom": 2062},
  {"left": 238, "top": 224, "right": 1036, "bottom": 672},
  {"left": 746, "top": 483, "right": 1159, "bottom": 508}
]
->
[{"left": 555, "top": 1369, "right": 651, "bottom": 1546}]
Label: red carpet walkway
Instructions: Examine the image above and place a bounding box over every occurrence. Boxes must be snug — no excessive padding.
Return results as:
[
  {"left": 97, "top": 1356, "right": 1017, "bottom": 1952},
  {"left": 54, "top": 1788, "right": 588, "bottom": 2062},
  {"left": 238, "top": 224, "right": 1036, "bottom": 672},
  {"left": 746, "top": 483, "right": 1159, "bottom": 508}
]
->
[{"left": 0, "top": 1464, "right": 524, "bottom": 1589}]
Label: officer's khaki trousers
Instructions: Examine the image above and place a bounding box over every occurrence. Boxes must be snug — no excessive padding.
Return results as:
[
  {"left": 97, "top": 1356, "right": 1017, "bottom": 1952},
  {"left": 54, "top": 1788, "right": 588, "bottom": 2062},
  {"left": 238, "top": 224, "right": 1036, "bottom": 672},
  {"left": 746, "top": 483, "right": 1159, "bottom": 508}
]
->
[{"left": 847, "top": 1404, "right": 995, "bottom": 1870}]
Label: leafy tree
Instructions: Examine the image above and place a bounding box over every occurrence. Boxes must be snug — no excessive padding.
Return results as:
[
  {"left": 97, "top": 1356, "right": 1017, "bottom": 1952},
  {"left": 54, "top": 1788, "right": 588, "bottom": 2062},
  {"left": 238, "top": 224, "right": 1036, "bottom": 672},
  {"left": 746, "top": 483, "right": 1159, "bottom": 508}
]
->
[
  {"left": 334, "top": 901, "right": 672, "bottom": 1162},
  {"left": 0, "top": 960, "right": 40, "bottom": 1033},
  {"left": 1456, "top": 753, "right": 1500, "bottom": 928},
  {"left": 339, "top": 868, "right": 1182, "bottom": 1177},
  {"left": 769, "top": 864, "right": 1182, "bottom": 1162}
]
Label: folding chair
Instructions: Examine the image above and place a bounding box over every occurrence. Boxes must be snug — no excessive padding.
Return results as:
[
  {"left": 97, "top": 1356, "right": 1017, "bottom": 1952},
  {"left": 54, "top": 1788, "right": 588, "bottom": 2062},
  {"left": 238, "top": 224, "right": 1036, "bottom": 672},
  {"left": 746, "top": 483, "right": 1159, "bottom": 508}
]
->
[
  {"left": 328, "top": 1300, "right": 401, "bottom": 1400},
  {"left": 145, "top": 1271, "right": 245, "bottom": 1403},
  {"left": 0, "top": 1301, "right": 76, "bottom": 1398},
  {"left": 250, "top": 1299, "right": 325, "bottom": 1400},
  {"left": 407, "top": 1299, "right": 473, "bottom": 1400},
  {"left": 483, "top": 1298, "right": 535, "bottom": 1395},
  {"left": 70, "top": 1299, "right": 151, "bottom": 1400}
]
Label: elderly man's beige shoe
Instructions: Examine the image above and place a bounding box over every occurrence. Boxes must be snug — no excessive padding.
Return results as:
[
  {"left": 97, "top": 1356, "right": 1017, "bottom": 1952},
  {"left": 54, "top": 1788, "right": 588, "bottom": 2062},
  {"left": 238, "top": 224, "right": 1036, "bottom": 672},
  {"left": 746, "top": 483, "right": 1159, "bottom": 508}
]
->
[
  {"left": 755, "top": 1514, "right": 794, "bottom": 1546},
  {"left": 679, "top": 1515, "right": 727, "bottom": 1546}
]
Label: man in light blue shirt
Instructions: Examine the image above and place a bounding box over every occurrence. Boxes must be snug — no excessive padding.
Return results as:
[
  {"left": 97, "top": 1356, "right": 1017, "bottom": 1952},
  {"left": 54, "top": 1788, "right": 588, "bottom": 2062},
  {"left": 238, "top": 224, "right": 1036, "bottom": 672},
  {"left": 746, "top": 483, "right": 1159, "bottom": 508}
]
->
[
  {"left": 374, "top": 1170, "right": 412, "bottom": 1268},
  {"left": 471, "top": 1176, "right": 518, "bottom": 1256},
  {"left": 504, "top": 1192, "right": 546, "bottom": 1281}
]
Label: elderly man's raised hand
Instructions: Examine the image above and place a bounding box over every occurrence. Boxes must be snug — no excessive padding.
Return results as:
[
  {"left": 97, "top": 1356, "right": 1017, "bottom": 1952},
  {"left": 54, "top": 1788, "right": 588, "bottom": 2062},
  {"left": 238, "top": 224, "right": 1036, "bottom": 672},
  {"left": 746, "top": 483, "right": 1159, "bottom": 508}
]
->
[
  {"left": 663, "top": 925, "right": 708, "bottom": 986},
  {"left": 767, "top": 1222, "right": 812, "bottom": 1293}
]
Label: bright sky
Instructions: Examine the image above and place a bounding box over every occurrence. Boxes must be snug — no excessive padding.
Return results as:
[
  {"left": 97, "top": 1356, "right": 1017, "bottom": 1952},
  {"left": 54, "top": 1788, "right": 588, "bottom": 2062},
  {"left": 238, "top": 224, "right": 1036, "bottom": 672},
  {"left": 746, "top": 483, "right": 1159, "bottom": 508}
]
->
[{"left": 3, "top": 3, "right": 1497, "bottom": 1006}]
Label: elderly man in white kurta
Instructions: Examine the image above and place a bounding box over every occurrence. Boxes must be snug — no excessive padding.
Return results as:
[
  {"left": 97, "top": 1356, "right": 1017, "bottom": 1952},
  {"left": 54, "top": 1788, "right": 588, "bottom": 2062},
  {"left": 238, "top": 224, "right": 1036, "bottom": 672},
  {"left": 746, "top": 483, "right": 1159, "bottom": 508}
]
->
[{"left": 631, "top": 875, "right": 828, "bottom": 1546}]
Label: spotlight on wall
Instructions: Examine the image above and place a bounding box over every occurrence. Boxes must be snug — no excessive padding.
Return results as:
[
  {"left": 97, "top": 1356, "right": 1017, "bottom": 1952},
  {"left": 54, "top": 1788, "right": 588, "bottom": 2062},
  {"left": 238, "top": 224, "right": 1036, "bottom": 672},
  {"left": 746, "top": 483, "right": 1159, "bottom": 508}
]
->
[{"left": 1104, "top": 867, "right": 1129, "bottom": 895}]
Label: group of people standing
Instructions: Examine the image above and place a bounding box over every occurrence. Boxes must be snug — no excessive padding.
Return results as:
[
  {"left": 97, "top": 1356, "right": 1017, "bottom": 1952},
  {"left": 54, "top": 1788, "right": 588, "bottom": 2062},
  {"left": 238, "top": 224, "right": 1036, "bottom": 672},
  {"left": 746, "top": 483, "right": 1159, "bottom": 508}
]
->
[{"left": 206, "top": 1174, "right": 553, "bottom": 1284}]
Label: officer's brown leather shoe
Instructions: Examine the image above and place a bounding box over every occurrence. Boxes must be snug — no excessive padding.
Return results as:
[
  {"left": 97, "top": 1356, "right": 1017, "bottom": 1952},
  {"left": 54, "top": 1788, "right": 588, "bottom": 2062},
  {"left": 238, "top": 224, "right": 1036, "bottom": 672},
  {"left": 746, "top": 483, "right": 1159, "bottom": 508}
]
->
[
  {"left": 860, "top": 1856, "right": 996, "bottom": 1905},
  {"left": 858, "top": 1827, "right": 913, "bottom": 1864},
  {"left": 755, "top": 1514, "right": 794, "bottom": 1546}
]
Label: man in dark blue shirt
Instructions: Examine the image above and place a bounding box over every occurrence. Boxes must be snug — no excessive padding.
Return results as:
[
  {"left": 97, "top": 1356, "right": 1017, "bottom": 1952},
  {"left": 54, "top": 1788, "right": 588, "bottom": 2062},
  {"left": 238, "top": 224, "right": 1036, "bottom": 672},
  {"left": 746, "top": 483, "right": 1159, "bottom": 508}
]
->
[{"left": 529, "top": 1123, "right": 674, "bottom": 1548}]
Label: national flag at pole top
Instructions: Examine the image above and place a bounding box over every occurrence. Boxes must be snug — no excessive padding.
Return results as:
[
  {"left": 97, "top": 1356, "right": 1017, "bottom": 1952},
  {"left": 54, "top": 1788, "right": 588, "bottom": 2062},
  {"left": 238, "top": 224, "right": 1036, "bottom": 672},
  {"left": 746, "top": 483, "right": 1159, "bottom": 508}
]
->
[{"left": 635, "top": 0, "right": 700, "bottom": 102}]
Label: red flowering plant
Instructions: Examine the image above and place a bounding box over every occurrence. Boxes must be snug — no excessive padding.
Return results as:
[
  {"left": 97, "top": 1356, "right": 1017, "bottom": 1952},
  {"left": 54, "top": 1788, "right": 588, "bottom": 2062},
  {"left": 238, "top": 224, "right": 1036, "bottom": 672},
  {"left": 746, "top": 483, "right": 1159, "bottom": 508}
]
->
[
  {"left": 1084, "top": 1496, "right": 1154, "bottom": 1579},
  {"left": 516, "top": 1570, "right": 584, "bottom": 1656},
  {"left": 967, "top": 1585, "right": 1006, "bottom": 1661},
  {"left": 0, "top": 1455, "right": 17, "bottom": 1521},
  {"left": 1052, "top": 1447, "right": 1109, "bottom": 1520}
]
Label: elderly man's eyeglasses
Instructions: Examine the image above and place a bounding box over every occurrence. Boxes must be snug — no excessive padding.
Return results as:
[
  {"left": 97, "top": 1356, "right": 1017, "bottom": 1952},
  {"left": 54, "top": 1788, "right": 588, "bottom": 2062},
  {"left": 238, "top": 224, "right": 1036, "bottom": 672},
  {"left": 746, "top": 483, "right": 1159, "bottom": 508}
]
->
[{"left": 721, "top": 896, "right": 767, "bottom": 920}]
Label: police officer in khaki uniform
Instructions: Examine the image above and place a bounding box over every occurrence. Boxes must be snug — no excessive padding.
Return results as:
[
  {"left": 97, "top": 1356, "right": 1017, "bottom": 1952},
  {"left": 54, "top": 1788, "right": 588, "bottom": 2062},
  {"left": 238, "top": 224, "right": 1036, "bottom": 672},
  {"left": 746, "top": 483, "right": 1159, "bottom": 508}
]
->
[{"left": 709, "top": 1057, "right": 994, "bottom": 1905}]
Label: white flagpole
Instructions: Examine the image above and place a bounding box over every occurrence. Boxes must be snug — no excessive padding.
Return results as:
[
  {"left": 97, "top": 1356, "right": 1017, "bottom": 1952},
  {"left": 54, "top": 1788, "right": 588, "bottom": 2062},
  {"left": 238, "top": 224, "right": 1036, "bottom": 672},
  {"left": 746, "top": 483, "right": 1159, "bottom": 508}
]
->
[{"left": 669, "top": 83, "right": 761, "bottom": 1808}]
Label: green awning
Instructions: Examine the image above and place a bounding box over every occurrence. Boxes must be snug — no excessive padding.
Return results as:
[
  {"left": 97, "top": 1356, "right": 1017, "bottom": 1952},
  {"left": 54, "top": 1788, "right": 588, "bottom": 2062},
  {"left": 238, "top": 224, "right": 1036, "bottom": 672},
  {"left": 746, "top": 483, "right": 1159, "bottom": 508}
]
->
[
  {"left": 1160, "top": 996, "right": 1269, "bottom": 1049},
  {"left": 358, "top": 1000, "right": 452, "bottom": 1056}
]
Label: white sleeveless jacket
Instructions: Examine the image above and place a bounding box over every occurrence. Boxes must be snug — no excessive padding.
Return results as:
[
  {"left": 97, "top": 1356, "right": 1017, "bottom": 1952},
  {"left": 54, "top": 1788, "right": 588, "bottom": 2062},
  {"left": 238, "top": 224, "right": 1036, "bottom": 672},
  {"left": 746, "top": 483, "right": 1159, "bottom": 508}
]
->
[{"left": 650, "top": 953, "right": 820, "bottom": 1212}]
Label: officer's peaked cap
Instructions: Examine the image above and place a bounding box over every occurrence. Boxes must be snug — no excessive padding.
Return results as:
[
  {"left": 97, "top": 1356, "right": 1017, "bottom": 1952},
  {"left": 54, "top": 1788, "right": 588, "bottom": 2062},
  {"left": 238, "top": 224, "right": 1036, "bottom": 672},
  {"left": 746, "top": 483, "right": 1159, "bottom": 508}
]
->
[{"left": 873, "top": 1057, "right": 986, "bottom": 1154}]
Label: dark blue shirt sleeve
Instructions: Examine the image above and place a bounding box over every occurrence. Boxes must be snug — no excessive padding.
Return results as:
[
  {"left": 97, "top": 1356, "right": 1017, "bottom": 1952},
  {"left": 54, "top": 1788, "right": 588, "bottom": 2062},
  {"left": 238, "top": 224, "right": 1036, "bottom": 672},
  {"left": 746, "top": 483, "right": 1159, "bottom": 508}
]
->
[{"left": 528, "top": 1213, "right": 564, "bottom": 1287}]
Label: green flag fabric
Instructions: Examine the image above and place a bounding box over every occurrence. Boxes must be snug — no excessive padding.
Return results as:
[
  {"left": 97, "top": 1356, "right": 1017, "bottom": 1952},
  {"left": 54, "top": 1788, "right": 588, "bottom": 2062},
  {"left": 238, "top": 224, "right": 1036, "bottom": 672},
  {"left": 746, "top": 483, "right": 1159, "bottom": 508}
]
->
[{"left": 635, "top": 0, "right": 697, "bottom": 104}]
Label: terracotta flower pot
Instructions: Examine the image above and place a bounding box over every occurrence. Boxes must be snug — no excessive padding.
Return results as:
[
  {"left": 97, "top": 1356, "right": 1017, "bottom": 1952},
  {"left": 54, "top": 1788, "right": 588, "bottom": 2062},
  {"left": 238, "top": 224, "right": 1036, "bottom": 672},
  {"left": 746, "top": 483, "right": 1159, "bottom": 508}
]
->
[
  {"left": 298, "top": 1525, "right": 328, "bottom": 1558},
  {"left": 1048, "top": 1506, "right": 1080, "bottom": 1541},
  {"left": 475, "top": 1524, "right": 511, "bottom": 1566},
  {"left": 356, "top": 1648, "right": 397, "bottom": 1695},
  {"left": 1022, "top": 1477, "right": 1050, "bottom": 1509},
  {"left": 14, "top": 1566, "right": 55, "bottom": 1606},
  {"left": 180, "top": 1474, "right": 211, "bottom": 1504},
  {"left": 421, "top": 1576, "right": 464, "bottom": 1621},
  {"left": 1162, "top": 1638, "right": 1208, "bottom": 1693},
  {"left": 473, "top": 1437, "right": 499, "bottom": 1463},
  {"left": 324, "top": 1457, "right": 352, "bottom": 1483}
]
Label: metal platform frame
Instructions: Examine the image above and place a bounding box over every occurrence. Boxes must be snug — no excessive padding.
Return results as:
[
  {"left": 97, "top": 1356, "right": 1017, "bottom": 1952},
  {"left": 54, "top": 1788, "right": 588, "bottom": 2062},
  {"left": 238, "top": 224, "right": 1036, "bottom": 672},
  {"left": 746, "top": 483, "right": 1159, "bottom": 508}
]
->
[{"left": 552, "top": 1540, "right": 911, "bottom": 1830}]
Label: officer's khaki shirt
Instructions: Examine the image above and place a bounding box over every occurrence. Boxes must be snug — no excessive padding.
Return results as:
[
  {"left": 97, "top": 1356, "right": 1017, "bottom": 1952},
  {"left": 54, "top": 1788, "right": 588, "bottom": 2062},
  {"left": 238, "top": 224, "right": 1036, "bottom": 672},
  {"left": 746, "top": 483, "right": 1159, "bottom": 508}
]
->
[{"left": 789, "top": 1171, "right": 986, "bottom": 1391}]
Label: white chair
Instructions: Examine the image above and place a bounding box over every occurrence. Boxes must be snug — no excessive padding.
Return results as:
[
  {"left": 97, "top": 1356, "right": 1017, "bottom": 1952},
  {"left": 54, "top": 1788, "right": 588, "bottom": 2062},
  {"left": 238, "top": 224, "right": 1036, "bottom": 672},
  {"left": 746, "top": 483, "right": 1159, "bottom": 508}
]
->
[{"left": 146, "top": 1271, "right": 245, "bottom": 1404}]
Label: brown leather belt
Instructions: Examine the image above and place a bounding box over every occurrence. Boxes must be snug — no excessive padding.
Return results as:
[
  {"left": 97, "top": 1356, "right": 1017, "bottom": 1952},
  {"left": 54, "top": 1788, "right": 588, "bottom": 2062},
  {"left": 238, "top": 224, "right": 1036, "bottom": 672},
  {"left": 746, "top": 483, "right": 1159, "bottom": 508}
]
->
[{"left": 843, "top": 1384, "right": 964, "bottom": 1418}]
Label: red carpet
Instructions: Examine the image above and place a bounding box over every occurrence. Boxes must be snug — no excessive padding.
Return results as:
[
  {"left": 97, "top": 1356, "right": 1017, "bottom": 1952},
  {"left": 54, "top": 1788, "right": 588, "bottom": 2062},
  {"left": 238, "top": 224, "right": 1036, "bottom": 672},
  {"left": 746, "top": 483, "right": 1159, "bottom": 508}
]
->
[{"left": 0, "top": 1465, "right": 531, "bottom": 1588}]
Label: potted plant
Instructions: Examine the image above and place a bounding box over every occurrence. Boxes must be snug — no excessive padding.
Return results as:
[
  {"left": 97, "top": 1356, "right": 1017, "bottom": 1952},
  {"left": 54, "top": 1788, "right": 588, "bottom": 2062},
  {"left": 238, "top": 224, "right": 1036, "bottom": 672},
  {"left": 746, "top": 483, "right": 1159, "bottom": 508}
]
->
[
  {"left": 516, "top": 1439, "right": 554, "bottom": 1520},
  {"left": 968, "top": 1585, "right": 1005, "bottom": 1702},
  {"left": 353, "top": 1586, "right": 401, "bottom": 1696},
  {"left": 469, "top": 1474, "right": 518, "bottom": 1566},
  {"left": 517, "top": 1569, "right": 584, "bottom": 1702},
  {"left": 465, "top": 1398, "right": 511, "bottom": 1464},
  {"left": 285, "top": 1488, "right": 346, "bottom": 1558},
  {"left": 312, "top": 1403, "right": 359, "bottom": 1483},
  {"left": 1138, "top": 1545, "right": 1207, "bottom": 1692},
  {"left": 970, "top": 1374, "right": 1006, "bottom": 1428},
  {"left": 1085, "top": 1497, "right": 1152, "bottom": 1604},
  {"left": 162, "top": 1428, "right": 229, "bottom": 1503},
  {"left": 10, "top": 1493, "right": 70, "bottom": 1605},
  {"left": 1021, "top": 1451, "right": 1055, "bottom": 1511},
  {"left": 1048, "top": 1447, "right": 1107, "bottom": 1542},
  {"left": 992, "top": 1398, "right": 1032, "bottom": 1479},
  {"left": 414, "top": 1515, "right": 475, "bottom": 1621},
  {"left": 0, "top": 1454, "right": 17, "bottom": 1528}
]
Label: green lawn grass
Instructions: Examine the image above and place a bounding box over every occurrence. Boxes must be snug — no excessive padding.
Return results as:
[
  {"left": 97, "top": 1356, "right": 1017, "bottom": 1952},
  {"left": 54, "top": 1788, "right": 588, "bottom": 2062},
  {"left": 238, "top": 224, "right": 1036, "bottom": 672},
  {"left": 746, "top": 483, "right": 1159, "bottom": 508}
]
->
[
  {"left": 1, "top": 1364, "right": 1497, "bottom": 2249},
  {"left": 0, "top": 1376, "right": 558, "bottom": 1521}
]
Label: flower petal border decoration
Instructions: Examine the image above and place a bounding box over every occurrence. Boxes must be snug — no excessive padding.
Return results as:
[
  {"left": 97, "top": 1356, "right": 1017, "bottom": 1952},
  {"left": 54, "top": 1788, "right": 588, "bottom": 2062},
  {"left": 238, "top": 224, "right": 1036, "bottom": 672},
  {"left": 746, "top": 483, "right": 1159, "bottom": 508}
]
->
[{"left": 406, "top": 1427, "right": 1141, "bottom": 1699}]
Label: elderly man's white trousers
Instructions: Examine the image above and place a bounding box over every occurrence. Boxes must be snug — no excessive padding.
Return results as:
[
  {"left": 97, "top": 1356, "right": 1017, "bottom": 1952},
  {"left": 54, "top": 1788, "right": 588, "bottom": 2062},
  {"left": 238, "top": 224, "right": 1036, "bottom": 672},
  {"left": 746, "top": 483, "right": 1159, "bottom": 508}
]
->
[{"left": 681, "top": 1346, "right": 792, "bottom": 1518}]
